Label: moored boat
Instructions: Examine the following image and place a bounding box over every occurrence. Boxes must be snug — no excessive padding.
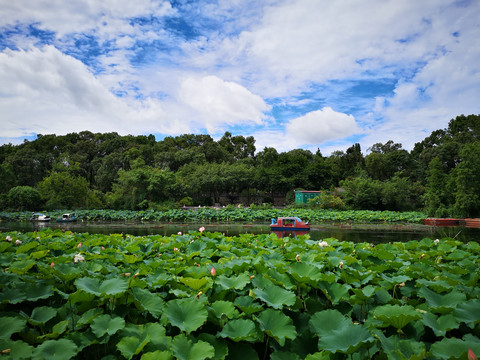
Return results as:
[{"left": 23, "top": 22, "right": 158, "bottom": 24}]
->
[
  {"left": 270, "top": 217, "right": 310, "bottom": 231},
  {"left": 56, "top": 213, "right": 77, "bottom": 223},
  {"left": 30, "top": 213, "right": 51, "bottom": 222}
]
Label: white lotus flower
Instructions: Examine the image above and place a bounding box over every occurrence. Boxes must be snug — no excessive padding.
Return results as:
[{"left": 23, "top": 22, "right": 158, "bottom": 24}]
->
[{"left": 74, "top": 253, "right": 85, "bottom": 263}]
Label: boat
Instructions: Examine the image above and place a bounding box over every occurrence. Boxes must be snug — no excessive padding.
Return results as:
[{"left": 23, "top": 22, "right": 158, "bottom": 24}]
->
[
  {"left": 270, "top": 217, "right": 310, "bottom": 231},
  {"left": 30, "top": 213, "right": 51, "bottom": 222},
  {"left": 56, "top": 213, "right": 77, "bottom": 223}
]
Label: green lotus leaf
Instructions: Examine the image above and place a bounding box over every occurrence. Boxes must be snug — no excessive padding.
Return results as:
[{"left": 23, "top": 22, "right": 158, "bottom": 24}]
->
[
  {"left": 24, "top": 283, "right": 54, "bottom": 302},
  {"left": 309, "top": 309, "right": 374, "bottom": 354},
  {"left": 215, "top": 273, "right": 250, "bottom": 291},
  {"left": 198, "top": 333, "right": 229, "bottom": 360},
  {"left": 319, "top": 282, "right": 350, "bottom": 304},
  {"left": 53, "top": 263, "right": 82, "bottom": 282},
  {"left": 75, "top": 277, "right": 128, "bottom": 297},
  {"left": 0, "top": 339, "right": 34, "bottom": 359},
  {"left": 76, "top": 308, "right": 103, "bottom": 326},
  {"left": 304, "top": 352, "right": 331, "bottom": 360},
  {"left": 416, "top": 279, "right": 453, "bottom": 292},
  {"left": 418, "top": 287, "right": 466, "bottom": 314},
  {"left": 252, "top": 284, "right": 296, "bottom": 309},
  {"left": 453, "top": 299, "right": 480, "bottom": 328},
  {"left": 218, "top": 319, "right": 261, "bottom": 342},
  {"left": 117, "top": 335, "right": 150, "bottom": 360},
  {"left": 256, "top": 309, "right": 297, "bottom": 346},
  {"left": 171, "top": 334, "right": 215, "bottom": 360},
  {"left": 9, "top": 259, "right": 36, "bottom": 274},
  {"left": 266, "top": 269, "right": 296, "bottom": 289},
  {"left": 0, "top": 287, "right": 26, "bottom": 304},
  {"left": 429, "top": 334, "right": 480, "bottom": 360},
  {"left": 234, "top": 296, "right": 263, "bottom": 315},
  {"left": 421, "top": 312, "right": 459, "bottom": 336},
  {"left": 164, "top": 298, "right": 208, "bottom": 333},
  {"left": 180, "top": 277, "right": 211, "bottom": 291},
  {"left": 375, "top": 331, "right": 426, "bottom": 360},
  {"left": 90, "top": 314, "right": 125, "bottom": 337},
  {"left": 209, "top": 300, "right": 238, "bottom": 321},
  {"left": 15, "top": 241, "right": 38, "bottom": 254},
  {"left": 140, "top": 350, "right": 173, "bottom": 360},
  {"left": 289, "top": 262, "right": 323, "bottom": 283},
  {"left": 32, "top": 339, "right": 78, "bottom": 360},
  {"left": 131, "top": 287, "right": 165, "bottom": 318},
  {"left": 29, "top": 306, "right": 57, "bottom": 325},
  {"left": 271, "top": 351, "right": 302, "bottom": 360},
  {"left": 0, "top": 316, "right": 27, "bottom": 340},
  {"left": 372, "top": 304, "right": 422, "bottom": 329}
]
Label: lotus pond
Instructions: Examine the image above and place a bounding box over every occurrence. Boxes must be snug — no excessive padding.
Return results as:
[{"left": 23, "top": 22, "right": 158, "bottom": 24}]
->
[{"left": 1, "top": 229, "right": 480, "bottom": 360}]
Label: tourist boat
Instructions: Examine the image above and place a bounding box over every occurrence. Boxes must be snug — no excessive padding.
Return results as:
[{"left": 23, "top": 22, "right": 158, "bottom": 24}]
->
[
  {"left": 56, "top": 213, "right": 77, "bottom": 223},
  {"left": 30, "top": 213, "right": 51, "bottom": 222},
  {"left": 270, "top": 217, "right": 310, "bottom": 231}
]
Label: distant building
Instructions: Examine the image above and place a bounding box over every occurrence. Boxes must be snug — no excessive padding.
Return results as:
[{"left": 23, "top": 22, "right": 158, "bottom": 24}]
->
[{"left": 295, "top": 190, "right": 321, "bottom": 205}]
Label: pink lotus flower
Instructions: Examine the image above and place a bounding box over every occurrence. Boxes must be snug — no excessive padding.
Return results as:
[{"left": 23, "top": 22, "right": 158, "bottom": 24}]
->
[
  {"left": 101, "top": 246, "right": 105, "bottom": 250},
  {"left": 174, "top": 247, "right": 179, "bottom": 252},
  {"left": 318, "top": 241, "right": 329, "bottom": 248},
  {"left": 77, "top": 243, "right": 82, "bottom": 248},
  {"left": 199, "top": 226, "right": 205, "bottom": 233},
  {"left": 210, "top": 267, "right": 216, "bottom": 276}
]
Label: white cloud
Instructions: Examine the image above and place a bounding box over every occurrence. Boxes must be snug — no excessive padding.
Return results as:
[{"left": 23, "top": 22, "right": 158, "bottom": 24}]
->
[
  {"left": 178, "top": 75, "right": 270, "bottom": 132},
  {"left": 286, "top": 107, "right": 359, "bottom": 144},
  {"left": 0, "top": 46, "right": 173, "bottom": 137},
  {"left": 0, "top": 0, "right": 173, "bottom": 39}
]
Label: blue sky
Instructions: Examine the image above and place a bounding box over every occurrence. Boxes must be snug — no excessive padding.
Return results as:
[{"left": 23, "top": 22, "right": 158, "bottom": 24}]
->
[{"left": 1, "top": 0, "right": 479, "bottom": 154}]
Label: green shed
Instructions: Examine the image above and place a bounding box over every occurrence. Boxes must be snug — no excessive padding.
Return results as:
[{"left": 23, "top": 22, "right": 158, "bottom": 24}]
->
[{"left": 295, "top": 190, "right": 321, "bottom": 205}]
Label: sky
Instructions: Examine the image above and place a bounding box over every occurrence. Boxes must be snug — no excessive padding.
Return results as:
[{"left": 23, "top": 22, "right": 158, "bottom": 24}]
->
[{"left": 1, "top": 0, "right": 479, "bottom": 155}]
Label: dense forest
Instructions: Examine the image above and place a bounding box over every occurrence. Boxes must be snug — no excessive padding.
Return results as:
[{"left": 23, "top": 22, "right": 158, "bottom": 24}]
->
[{"left": 1, "top": 114, "right": 479, "bottom": 217}]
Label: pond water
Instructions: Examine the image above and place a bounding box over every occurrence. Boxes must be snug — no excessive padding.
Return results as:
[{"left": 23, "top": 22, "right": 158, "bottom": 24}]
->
[{"left": 1, "top": 221, "right": 479, "bottom": 243}]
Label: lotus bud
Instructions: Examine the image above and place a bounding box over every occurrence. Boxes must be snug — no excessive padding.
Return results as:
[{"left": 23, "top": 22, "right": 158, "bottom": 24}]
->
[
  {"left": 296, "top": 254, "right": 300, "bottom": 262},
  {"left": 210, "top": 267, "right": 216, "bottom": 276},
  {"left": 50, "top": 262, "right": 55, "bottom": 267},
  {"left": 468, "top": 348, "right": 477, "bottom": 360},
  {"left": 339, "top": 261, "right": 344, "bottom": 269},
  {"left": 77, "top": 243, "right": 82, "bottom": 248},
  {"left": 101, "top": 246, "right": 105, "bottom": 250}
]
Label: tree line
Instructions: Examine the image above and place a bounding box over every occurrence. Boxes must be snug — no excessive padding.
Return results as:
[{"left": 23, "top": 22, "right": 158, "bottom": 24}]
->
[{"left": 1, "top": 114, "right": 479, "bottom": 217}]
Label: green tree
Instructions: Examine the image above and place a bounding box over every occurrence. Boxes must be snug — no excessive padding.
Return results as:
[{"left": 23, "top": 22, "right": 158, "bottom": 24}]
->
[
  {"left": 107, "top": 159, "right": 176, "bottom": 209},
  {"left": 7, "top": 186, "right": 42, "bottom": 211},
  {"left": 424, "top": 157, "right": 450, "bottom": 216},
  {"left": 453, "top": 142, "right": 480, "bottom": 217}
]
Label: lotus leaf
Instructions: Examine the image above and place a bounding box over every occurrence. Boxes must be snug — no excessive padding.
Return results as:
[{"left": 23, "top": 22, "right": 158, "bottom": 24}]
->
[
  {"left": 29, "top": 306, "right": 57, "bottom": 325},
  {"left": 0, "top": 316, "right": 27, "bottom": 340},
  {"left": 0, "top": 339, "right": 34, "bottom": 359},
  {"left": 9, "top": 259, "right": 35, "bottom": 274},
  {"left": 131, "top": 287, "right": 165, "bottom": 318},
  {"left": 430, "top": 334, "right": 480, "bottom": 359},
  {"left": 375, "top": 331, "right": 426, "bottom": 360},
  {"left": 372, "top": 304, "right": 422, "bottom": 329},
  {"left": 90, "top": 314, "right": 125, "bottom": 337},
  {"left": 226, "top": 342, "right": 259, "bottom": 360},
  {"left": 289, "top": 262, "right": 323, "bottom": 283},
  {"left": 252, "top": 284, "right": 296, "bottom": 309},
  {"left": 453, "top": 299, "right": 480, "bottom": 328},
  {"left": 270, "top": 351, "right": 302, "bottom": 360},
  {"left": 215, "top": 273, "right": 250, "bottom": 291},
  {"left": 309, "top": 309, "right": 374, "bottom": 354},
  {"left": 75, "top": 277, "right": 128, "bottom": 297},
  {"left": 198, "top": 333, "right": 229, "bottom": 360},
  {"left": 421, "top": 312, "right": 459, "bottom": 336},
  {"left": 32, "top": 339, "right": 78, "bottom": 360},
  {"left": 234, "top": 296, "right": 263, "bottom": 315},
  {"left": 418, "top": 287, "right": 466, "bottom": 314},
  {"left": 256, "top": 309, "right": 297, "bottom": 346},
  {"left": 171, "top": 334, "right": 215, "bottom": 360},
  {"left": 218, "top": 318, "right": 261, "bottom": 342},
  {"left": 117, "top": 335, "right": 150, "bottom": 360},
  {"left": 140, "top": 350, "right": 173, "bottom": 360},
  {"left": 180, "top": 277, "right": 211, "bottom": 291},
  {"left": 209, "top": 300, "right": 238, "bottom": 321},
  {"left": 164, "top": 298, "right": 208, "bottom": 333}
]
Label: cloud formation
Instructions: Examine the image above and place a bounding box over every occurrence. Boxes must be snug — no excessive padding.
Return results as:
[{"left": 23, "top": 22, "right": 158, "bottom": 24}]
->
[{"left": 0, "top": 0, "right": 479, "bottom": 153}]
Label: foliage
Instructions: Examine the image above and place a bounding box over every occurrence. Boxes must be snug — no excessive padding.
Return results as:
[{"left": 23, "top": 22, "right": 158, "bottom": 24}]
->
[
  {"left": 7, "top": 186, "right": 42, "bottom": 211},
  {"left": 0, "top": 208, "right": 427, "bottom": 224},
  {"left": 1, "top": 229, "right": 479, "bottom": 359},
  {"left": 306, "top": 194, "right": 345, "bottom": 210}
]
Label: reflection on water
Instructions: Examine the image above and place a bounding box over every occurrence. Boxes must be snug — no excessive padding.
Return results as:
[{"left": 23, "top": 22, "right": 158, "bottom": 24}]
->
[{"left": 1, "top": 221, "right": 478, "bottom": 243}]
